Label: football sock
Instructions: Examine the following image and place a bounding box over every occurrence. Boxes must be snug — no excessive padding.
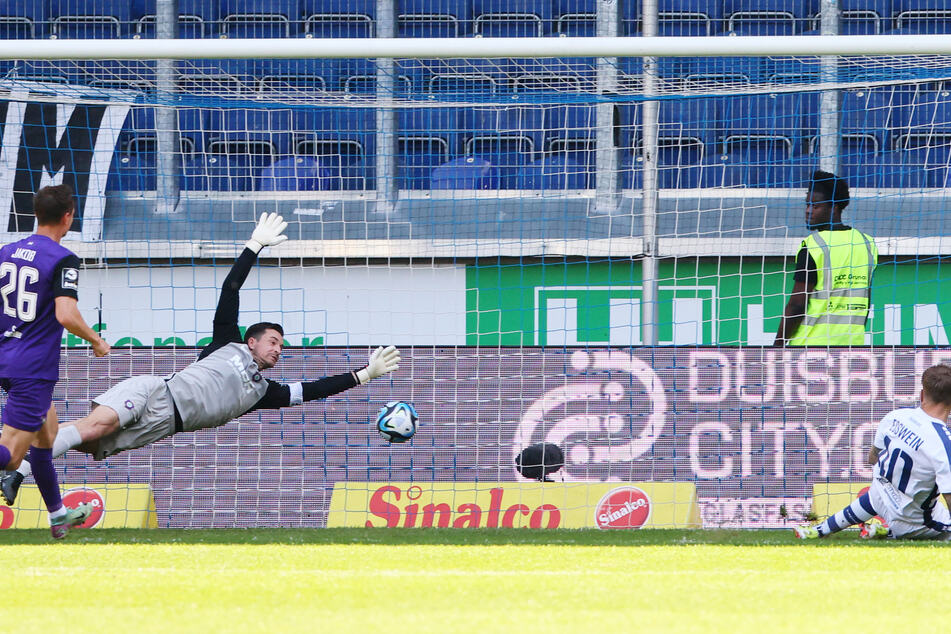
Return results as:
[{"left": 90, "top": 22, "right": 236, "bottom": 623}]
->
[
  {"left": 0, "top": 445, "right": 10, "bottom": 470},
  {"left": 816, "top": 493, "right": 876, "bottom": 537},
  {"left": 29, "top": 446, "right": 63, "bottom": 515},
  {"left": 15, "top": 425, "right": 82, "bottom": 479}
]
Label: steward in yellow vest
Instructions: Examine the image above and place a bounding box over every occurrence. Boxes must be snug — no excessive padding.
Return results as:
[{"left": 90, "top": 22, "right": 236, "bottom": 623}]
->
[{"left": 775, "top": 170, "right": 877, "bottom": 346}]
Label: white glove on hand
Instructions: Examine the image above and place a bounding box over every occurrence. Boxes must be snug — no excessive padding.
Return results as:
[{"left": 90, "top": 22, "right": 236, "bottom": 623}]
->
[
  {"left": 356, "top": 345, "right": 400, "bottom": 385},
  {"left": 245, "top": 212, "right": 289, "bottom": 254}
]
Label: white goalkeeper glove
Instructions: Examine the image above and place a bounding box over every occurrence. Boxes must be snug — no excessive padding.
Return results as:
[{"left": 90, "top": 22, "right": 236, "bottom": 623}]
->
[
  {"left": 355, "top": 345, "right": 400, "bottom": 385},
  {"left": 245, "top": 212, "right": 289, "bottom": 254}
]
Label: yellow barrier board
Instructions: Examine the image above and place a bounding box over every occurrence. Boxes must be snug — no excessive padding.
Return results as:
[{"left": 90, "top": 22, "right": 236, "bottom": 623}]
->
[
  {"left": 328, "top": 482, "right": 700, "bottom": 529},
  {"left": 0, "top": 484, "right": 158, "bottom": 529}
]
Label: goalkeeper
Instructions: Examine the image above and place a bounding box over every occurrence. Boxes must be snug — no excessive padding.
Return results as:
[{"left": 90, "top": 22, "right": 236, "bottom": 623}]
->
[{"left": 1, "top": 213, "right": 400, "bottom": 504}]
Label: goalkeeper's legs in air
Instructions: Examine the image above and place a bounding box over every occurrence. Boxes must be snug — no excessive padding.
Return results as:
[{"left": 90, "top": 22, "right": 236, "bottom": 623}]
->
[
  {"left": 1, "top": 405, "right": 119, "bottom": 505},
  {"left": 793, "top": 492, "right": 880, "bottom": 539}
]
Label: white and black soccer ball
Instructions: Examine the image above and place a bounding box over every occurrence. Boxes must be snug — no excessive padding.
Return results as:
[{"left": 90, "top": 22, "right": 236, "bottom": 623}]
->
[{"left": 376, "top": 401, "right": 419, "bottom": 443}]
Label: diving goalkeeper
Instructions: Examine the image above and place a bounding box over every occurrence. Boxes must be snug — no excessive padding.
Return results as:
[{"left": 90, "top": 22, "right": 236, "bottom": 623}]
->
[{"left": 1, "top": 213, "right": 400, "bottom": 505}]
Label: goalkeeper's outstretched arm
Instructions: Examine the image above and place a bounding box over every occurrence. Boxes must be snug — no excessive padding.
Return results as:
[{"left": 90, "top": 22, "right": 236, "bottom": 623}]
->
[
  {"left": 201, "top": 213, "right": 288, "bottom": 360},
  {"left": 248, "top": 346, "right": 401, "bottom": 411}
]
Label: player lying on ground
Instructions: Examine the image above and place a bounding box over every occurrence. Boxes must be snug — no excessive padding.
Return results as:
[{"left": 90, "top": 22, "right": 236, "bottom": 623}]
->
[
  {"left": 1, "top": 213, "right": 400, "bottom": 505},
  {"left": 794, "top": 364, "right": 951, "bottom": 541},
  {"left": 0, "top": 185, "right": 110, "bottom": 537}
]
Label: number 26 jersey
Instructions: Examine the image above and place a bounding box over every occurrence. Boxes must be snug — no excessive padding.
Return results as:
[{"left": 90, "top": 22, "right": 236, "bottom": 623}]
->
[{"left": 0, "top": 234, "right": 80, "bottom": 381}]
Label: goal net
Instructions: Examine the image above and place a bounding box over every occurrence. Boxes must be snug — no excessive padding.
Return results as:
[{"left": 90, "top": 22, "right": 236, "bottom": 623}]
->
[{"left": 3, "top": 33, "right": 951, "bottom": 529}]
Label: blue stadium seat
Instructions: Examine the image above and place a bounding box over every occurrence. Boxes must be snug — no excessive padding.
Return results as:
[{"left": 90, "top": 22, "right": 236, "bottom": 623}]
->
[
  {"left": 0, "top": 1, "right": 45, "bottom": 39},
  {"left": 49, "top": 0, "right": 131, "bottom": 38},
  {"left": 616, "top": 102, "right": 642, "bottom": 152},
  {"left": 9, "top": 60, "right": 78, "bottom": 84},
  {"left": 83, "top": 60, "right": 156, "bottom": 91},
  {"left": 204, "top": 152, "right": 269, "bottom": 192},
  {"left": 424, "top": 59, "right": 502, "bottom": 96},
  {"left": 554, "top": 0, "right": 594, "bottom": 36},
  {"left": 398, "top": 107, "right": 459, "bottom": 190},
  {"left": 517, "top": 156, "right": 589, "bottom": 189},
  {"left": 431, "top": 157, "right": 500, "bottom": 189},
  {"left": 702, "top": 151, "right": 808, "bottom": 188},
  {"left": 622, "top": 0, "right": 725, "bottom": 37},
  {"left": 684, "top": 54, "right": 767, "bottom": 89},
  {"left": 618, "top": 154, "right": 644, "bottom": 189},
  {"left": 108, "top": 153, "right": 156, "bottom": 192},
  {"left": 473, "top": 0, "right": 552, "bottom": 37},
  {"left": 904, "top": 90, "right": 951, "bottom": 142},
  {"left": 294, "top": 108, "right": 374, "bottom": 190},
  {"left": 720, "top": 93, "right": 807, "bottom": 143},
  {"left": 893, "top": 1, "right": 951, "bottom": 34},
  {"left": 398, "top": 0, "right": 470, "bottom": 37},
  {"left": 844, "top": 149, "right": 934, "bottom": 188},
  {"left": 256, "top": 157, "right": 335, "bottom": 191},
  {"left": 511, "top": 57, "right": 596, "bottom": 93},
  {"left": 176, "top": 60, "right": 247, "bottom": 95},
  {"left": 136, "top": 0, "right": 216, "bottom": 38},
  {"left": 342, "top": 59, "right": 414, "bottom": 95},
  {"left": 303, "top": 0, "right": 374, "bottom": 38},
  {"left": 221, "top": 0, "right": 298, "bottom": 38},
  {"left": 544, "top": 104, "right": 596, "bottom": 170},
  {"left": 810, "top": 0, "right": 888, "bottom": 35},
  {"left": 723, "top": 0, "right": 809, "bottom": 35},
  {"left": 767, "top": 57, "right": 821, "bottom": 84},
  {"left": 464, "top": 107, "right": 544, "bottom": 187},
  {"left": 252, "top": 58, "right": 335, "bottom": 93},
  {"left": 839, "top": 87, "right": 914, "bottom": 157},
  {"left": 657, "top": 139, "right": 705, "bottom": 188},
  {"left": 210, "top": 109, "right": 294, "bottom": 160}
]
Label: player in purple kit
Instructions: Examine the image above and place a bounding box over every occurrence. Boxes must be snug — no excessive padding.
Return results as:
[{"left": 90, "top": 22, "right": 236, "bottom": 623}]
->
[{"left": 0, "top": 184, "right": 109, "bottom": 539}]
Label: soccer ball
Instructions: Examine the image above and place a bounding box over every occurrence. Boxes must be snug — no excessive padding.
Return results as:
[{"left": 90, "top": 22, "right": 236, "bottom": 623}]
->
[{"left": 376, "top": 401, "right": 419, "bottom": 443}]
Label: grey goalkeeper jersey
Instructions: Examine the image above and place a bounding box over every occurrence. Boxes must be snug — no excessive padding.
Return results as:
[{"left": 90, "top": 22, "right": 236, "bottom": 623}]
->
[{"left": 164, "top": 341, "right": 268, "bottom": 432}]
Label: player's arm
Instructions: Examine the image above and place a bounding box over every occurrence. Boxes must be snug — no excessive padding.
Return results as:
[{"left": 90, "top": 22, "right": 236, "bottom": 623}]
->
[
  {"left": 248, "top": 346, "right": 401, "bottom": 411},
  {"left": 52, "top": 255, "right": 109, "bottom": 357},
  {"left": 773, "top": 246, "right": 816, "bottom": 346},
  {"left": 200, "top": 213, "right": 288, "bottom": 359}
]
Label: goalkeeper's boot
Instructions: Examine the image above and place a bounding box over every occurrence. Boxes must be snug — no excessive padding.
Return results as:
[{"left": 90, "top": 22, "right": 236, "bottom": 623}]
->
[
  {"left": 860, "top": 517, "right": 890, "bottom": 540},
  {"left": 50, "top": 502, "right": 93, "bottom": 540},
  {"left": 0, "top": 469, "right": 23, "bottom": 506},
  {"left": 792, "top": 525, "right": 820, "bottom": 539}
]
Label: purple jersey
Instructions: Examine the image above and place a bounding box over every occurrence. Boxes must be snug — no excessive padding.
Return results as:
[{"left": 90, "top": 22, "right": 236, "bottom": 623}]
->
[{"left": 0, "top": 235, "right": 80, "bottom": 381}]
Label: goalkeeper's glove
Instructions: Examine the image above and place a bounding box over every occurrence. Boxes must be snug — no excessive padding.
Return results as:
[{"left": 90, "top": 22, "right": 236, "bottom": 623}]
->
[
  {"left": 246, "top": 212, "right": 289, "bottom": 254},
  {"left": 355, "top": 345, "right": 401, "bottom": 384}
]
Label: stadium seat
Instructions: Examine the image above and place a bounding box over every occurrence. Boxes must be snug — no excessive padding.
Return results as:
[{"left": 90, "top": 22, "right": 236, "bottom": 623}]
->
[
  {"left": 720, "top": 93, "right": 807, "bottom": 147},
  {"left": 684, "top": 54, "right": 766, "bottom": 90},
  {"left": 83, "top": 60, "right": 156, "bottom": 91},
  {"left": 303, "top": 0, "right": 374, "bottom": 38},
  {"left": 618, "top": 154, "right": 644, "bottom": 189},
  {"left": 9, "top": 60, "right": 78, "bottom": 84},
  {"left": 49, "top": 0, "right": 131, "bottom": 39},
  {"left": 464, "top": 107, "right": 544, "bottom": 187},
  {"left": 0, "top": 1, "right": 45, "bottom": 39},
  {"left": 431, "top": 157, "right": 500, "bottom": 189},
  {"left": 767, "top": 57, "right": 821, "bottom": 85},
  {"left": 554, "top": 0, "right": 595, "bottom": 36},
  {"left": 904, "top": 90, "right": 951, "bottom": 141},
  {"left": 894, "top": 1, "right": 951, "bottom": 34},
  {"left": 723, "top": 0, "right": 809, "bottom": 35},
  {"left": 210, "top": 109, "right": 294, "bottom": 160},
  {"left": 398, "top": 0, "right": 470, "bottom": 38},
  {"left": 473, "top": 0, "right": 552, "bottom": 37},
  {"left": 621, "top": 0, "right": 724, "bottom": 36},
  {"left": 517, "top": 156, "right": 590, "bottom": 189},
  {"left": 294, "top": 108, "right": 374, "bottom": 190},
  {"left": 398, "top": 107, "right": 459, "bottom": 190},
  {"left": 425, "top": 59, "right": 502, "bottom": 96},
  {"left": 511, "top": 57, "right": 597, "bottom": 93},
  {"left": 256, "top": 156, "right": 335, "bottom": 191},
  {"left": 108, "top": 153, "right": 156, "bottom": 192},
  {"left": 811, "top": 0, "right": 888, "bottom": 35},
  {"left": 838, "top": 87, "right": 913, "bottom": 157},
  {"left": 342, "top": 59, "right": 414, "bottom": 95},
  {"left": 844, "top": 149, "right": 934, "bottom": 188},
  {"left": 544, "top": 104, "right": 596, "bottom": 169},
  {"left": 176, "top": 60, "right": 247, "bottom": 96},
  {"left": 135, "top": 0, "right": 215, "bottom": 38},
  {"left": 253, "top": 58, "right": 335, "bottom": 93},
  {"left": 221, "top": 0, "right": 298, "bottom": 38}
]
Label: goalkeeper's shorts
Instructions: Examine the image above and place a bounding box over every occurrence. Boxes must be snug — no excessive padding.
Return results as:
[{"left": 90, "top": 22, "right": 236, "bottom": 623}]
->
[{"left": 90, "top": 375, "right": 176, "bottom": 460}]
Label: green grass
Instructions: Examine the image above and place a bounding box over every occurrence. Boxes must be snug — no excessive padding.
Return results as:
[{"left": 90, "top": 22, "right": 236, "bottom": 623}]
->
[{"left": 4, "top": 529, "right": 950, "bottom": 632}]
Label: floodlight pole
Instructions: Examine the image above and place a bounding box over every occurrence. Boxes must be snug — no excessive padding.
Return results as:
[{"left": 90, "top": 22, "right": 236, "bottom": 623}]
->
[
  {"left": 375, "top": 0, "right": 398, "bottom": 215},
  {"left": 640, "top": 0, "right": 659, "bottom": 347},
  {"left": 155, "top": 0, "right": 180, "bottom": 215},
  {"left": 818, "top": 0, "right": 841, "bottom": 174}
]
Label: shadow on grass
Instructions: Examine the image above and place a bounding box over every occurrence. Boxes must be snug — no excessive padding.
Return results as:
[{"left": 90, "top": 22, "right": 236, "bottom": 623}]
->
[{"left": 0, "top": 528, "right": 940, "bottom": 547}]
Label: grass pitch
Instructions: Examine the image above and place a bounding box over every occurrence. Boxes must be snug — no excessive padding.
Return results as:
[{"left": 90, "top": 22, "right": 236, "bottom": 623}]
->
[{"left": 4, "top": 529, "right": 949, "bottom": 633}]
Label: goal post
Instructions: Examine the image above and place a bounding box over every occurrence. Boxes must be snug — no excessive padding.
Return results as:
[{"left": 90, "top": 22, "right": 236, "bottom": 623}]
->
[{"left": 1, "top": 29, "right": 950, "bottom": 529}]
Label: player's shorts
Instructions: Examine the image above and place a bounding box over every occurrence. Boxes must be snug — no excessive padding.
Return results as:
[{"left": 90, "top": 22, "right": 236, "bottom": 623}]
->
[
  {"left": 90, "top": 375, "right": 176, "bottom": 460},
  {"left": 868, "top": 478, "right": 951, "bottom": 541},
  {"left": 0, "top": 378, "right": 56, "bottom": 432}
]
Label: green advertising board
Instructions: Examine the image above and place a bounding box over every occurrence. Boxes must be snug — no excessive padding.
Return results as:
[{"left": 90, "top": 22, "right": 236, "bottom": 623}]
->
[{"left": 466, "top": 258, "right": 951, "bottom": 346}]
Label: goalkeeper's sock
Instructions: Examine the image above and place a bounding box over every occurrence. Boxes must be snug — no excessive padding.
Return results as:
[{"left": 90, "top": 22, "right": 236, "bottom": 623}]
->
[
  {"left": 816, "top": 493, "right": 876, "bottom": 537},
  {"left": 13, "top": 425, "right": 81, "bottom": 480}
]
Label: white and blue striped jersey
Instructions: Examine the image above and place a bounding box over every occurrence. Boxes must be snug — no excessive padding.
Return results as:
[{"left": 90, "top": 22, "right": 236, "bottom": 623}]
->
[{"left": 871, "top": 407, "right": 951, "bottom": 528}]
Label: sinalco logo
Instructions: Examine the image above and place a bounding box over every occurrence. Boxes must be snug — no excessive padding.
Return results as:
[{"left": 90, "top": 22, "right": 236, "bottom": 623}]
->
[
  {"left": 594, "top": 486, "right": 652, "bottom": 529},
  {"left": 513, "top": 350, "right": 667, "bottom": 481},
  {"left": 62, "top": 487, "right": 105, "bottom": 529}
]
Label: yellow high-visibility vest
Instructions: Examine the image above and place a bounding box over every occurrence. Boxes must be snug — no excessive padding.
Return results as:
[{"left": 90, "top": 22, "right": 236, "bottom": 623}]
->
[{"left": 789, "top": 228, "right": 878, "bottom": 346}]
